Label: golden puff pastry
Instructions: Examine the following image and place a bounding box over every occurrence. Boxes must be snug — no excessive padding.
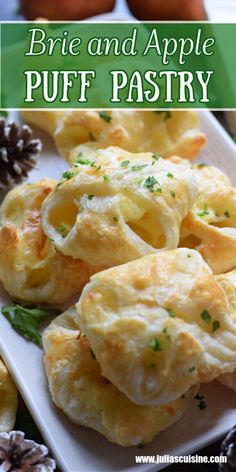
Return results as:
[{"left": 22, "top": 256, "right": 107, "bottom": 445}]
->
[
  {"left": 0, "top": 180, "right": 100, "bottom": 305},
  {"left": 21, "top": 110, "right": 65, "bottom": 135},
  {"left": 21, "top": 110, "right": 206, "bottom": 161},
  {"left": 77, "top": 248, "right": 236, "bottom": 407},
  {"left": 0, "top": 359, "right": 18, "bottom": 432},
  {"left": 180, "top": 163, "right": 236, "bottom": 274},
  {"left": 55, "top": 110, "right": 206, "bottom": 161},
  {"left": 216, "top": 270, "right": 236, "bottom": 390},
  {"left": 42, "top": 146, "right": 198, "bottom": 267},
  {"left": 43, "top": 306, "right": 199, "bottom": 447}
]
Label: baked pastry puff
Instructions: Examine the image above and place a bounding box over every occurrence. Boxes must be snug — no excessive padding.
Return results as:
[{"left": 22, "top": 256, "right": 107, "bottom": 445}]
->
[
  {"left": 0, "top": 180, "right": 100, "bottom": 304},
  {"left": 0, "top": 359, "right": 18, "bottom": 432},
  {"left": 180, "top": 163, "right": 236, "bottom": 274},
  {"left": 216, "top": 270, "right": 236, "bottom": 390},
  {"left": 43, "top": 306, "right": 199, "bottom": 447},
  {"left": 77, "top": 248, "right": 236, "bottom": 406},
  {"left": 42, "top": 145, "right": 198, "bottom": 267},
  {"left": 21, "top": 110, "right": 206, "bottom": 161}
]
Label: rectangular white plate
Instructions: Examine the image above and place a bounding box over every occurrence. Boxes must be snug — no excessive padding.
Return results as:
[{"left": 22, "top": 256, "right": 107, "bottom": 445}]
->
[{"left": 0, "top": 109, "right": 236, "bottom": 472}]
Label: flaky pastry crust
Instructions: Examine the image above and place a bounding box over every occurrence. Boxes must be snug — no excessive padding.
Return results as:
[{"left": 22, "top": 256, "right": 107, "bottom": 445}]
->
[
  {"left": 43, "top": 307, "right": 198, "bottom": 446},
  {"left": 77, "top": 248, "right": 236, "bottom": 406},
  {"left": 42, "top": 146, "right": 197, "bottom": 267}
]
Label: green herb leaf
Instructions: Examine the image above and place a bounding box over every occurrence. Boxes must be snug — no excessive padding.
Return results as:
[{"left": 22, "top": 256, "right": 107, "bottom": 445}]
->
[
  {"left": 62, "top": 170, "right": 75, "bottom": 180},
  {"left": 103, "top": 175, "right": 111, "bottom": 182},
  {"left": 76, "top": 157, "right": 92, "bottom": 165},
  {"left": 149, "top": 338, "right": 163, "bottom": 352},
  {"left": 167, "top": 172, "right": 174, "bottom": 178},
  {"left": 55, "top": 225, "right": 68, "bottom": 238},
  {"left": 144, "top": 176, "right": 158, "bottom": 192},
  {"left": 1, "top": 304, "right": 60, "bottom": 348},
  {"left": 224, "top": 211, "right": 230, "bottom": 218},
  {"left": 170, "top": 191, "right": 176, "bottom": 198},
  {"left": 121, "top": 160, "right": 130, "bottom": 167},
  {"left": 152, "top": 153, "right": 160, "bottom": 161},
  {"left": 196, "top": 163, "right": 207, "bottom": 168},
  {"left": 201, "top": 310, "right": 212, "bottom": 324},
  {"left": 212, "top": 320, "right": 220, "bottom": 333},
  {"left": 87, "top": 195, "right": 94, "bottom": 200},
  {"left": 197, "top": 204, "right": 210, "bottom": 217},
  {"left": 99, "top": 111, "right": 112, "bottom": 123},
  {"left": 189, "top": 366, "right": 196, "bottom": 373},
  {"left": 113, "top": 216, "right": 119, "bottom": 222},
  {"left": 167, "top": 308, "right": 175, "bottom": 318}
]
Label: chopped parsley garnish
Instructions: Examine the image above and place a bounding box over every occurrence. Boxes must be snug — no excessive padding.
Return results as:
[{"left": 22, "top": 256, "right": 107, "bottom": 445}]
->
[
  {"left": 189, "top": 366, "right": 196, "bottom": 373},
  {"left": 149, "top": 338, "right": 163, "bottom": 352},
  {"left": 1, "top": 304, "right": 60, "bottom": 348},
  {"left": 154, "top": 111, "right": 172, "bottom": 120},
  {"left": 121, "top": 160, "right": 130, "bottom": 167},
  {"left": 113, "top": 216, "right": 119, "bottom": 222},
  {"left": 212, "top": 320, "right": 220, "bottom": 333},
  {"left": 196, "top": 163, "right": 207, "bottom": 168},
  {"left": 167, "top": 172, "right": 174, "bottom": 178},
  {"left": 144, "top": 176, "right": 159, "bottom": 192},
  {"left": 187, "top": 254, "right": 191, "bottom": 258},
  {"left": 132, "top": 164, "right": 148, "bottom": 172},
  {"left": 103, "top": 175, "right": 111, "bottom": 182},
  {"left": 201, "top": 310, "right": 212, "bottom": 324},
  {"left": 99, "top": 111, "right": 112, "bottom": 123},
  {"left": 152, "top": 153, "right": 160, "bottom": 161},
  {"left": 197, "top": 204, "right": 210, "bottom": 217},
  {"left": 194, "top": 394, "right": 207, "bottom": 410},
  {"left": 224, "top": 211, "right": 230, "bottom": 218},
  {"left": 55, "top": 225, "right": 68, "bottom": 238},
  {"left": 167, "top": 308, "right": 175, "bottom": 318},
  {"left": 62, "top": 170, "right": 75, "bottom": 180},
  {"left": 87, "top": 195, "right": 94, "bottom": 200},
  {"left": 48, "top": 237, "right": 54, "bottom": 242},
  {"left": 76, "top": 157, "right": 92, "bottom": 165},
  {"left": 170, "top": 191, "right": 176, "bottom": 198}
]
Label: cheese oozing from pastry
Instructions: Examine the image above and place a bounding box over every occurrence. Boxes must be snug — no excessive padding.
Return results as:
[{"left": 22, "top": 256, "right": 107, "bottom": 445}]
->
[
  {"left": 43, "top": 306, "right": 199, "bottom": 447},
  {"left": 0, "top": 179, "right": 101, "bottom": 304},
  {"left": 77, "top": 248, "right": 236, "bottom": 406},
  {"left": 42, "top": 146, "right": 198, "bottom": 267}
]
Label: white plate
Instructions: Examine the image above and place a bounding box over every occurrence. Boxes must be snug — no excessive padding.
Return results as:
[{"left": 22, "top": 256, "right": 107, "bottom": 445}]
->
[{"left": 0, "top": 110, "right": 236, "bottom": 472}]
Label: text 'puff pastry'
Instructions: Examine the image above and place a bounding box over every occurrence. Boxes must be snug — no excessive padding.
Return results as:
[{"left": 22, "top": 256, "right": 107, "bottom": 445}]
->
[
  {"left": 0, "top": 359, "right": 18, "bottom": 432},
  {"left": 77, "top": 248, "right": 236, "bottom": 407},
  {"left": 42, "top": 146, "right": 198, "bottom": 267},
  {"left": 216, "top": 270, "right": 236, "bottom": 390},
  {"left": 180, "top": 163, "right": 236, "bottom": 274},
  {"left": 43, "top": 306, "right": 199, "bottom": 447},
  {"left": 0, "top": 179, "right": 100, "bottom": 305}
]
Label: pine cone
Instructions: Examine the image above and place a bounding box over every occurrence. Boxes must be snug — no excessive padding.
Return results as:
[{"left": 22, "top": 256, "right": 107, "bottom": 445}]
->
[
  {"left": 219, "top": 425, "right": 236, "bottom": 471},
  {"left": 0, "top": 430, "right": 56, "bottom": 471},
  {"left": 0, "top": 120, "right": 42, "bottom": 189}
]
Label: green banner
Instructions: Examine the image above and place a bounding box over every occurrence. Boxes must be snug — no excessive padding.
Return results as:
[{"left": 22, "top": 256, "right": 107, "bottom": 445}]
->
[{"left": 0, "top": 22, "right": 235, "bottom": 109}]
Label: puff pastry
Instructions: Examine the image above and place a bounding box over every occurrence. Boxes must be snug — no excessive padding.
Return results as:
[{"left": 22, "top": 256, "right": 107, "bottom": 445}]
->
[
  {"left": 0, "top": 180, "right": 100, "bottom": 304},
  {"left": 77, "top": 248, "right": 236, "bottom": 406},
  {"left": 42, "top": 146, "right": 198, "bottom": 267},
  {"left": 0, "top": 359, "right": 18, "bottom": 432},
  {"left": 180, "top": 163, "right": 236, "bottom": 274},
  {"left": 216, "top": 270, "right": 236, "bottom": 390},
  {"left": 43, "top": 306, "right": 199, "bottom": 446},
  {"left": 21, "top": 110, "right": 206, "bottom": 161}
]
